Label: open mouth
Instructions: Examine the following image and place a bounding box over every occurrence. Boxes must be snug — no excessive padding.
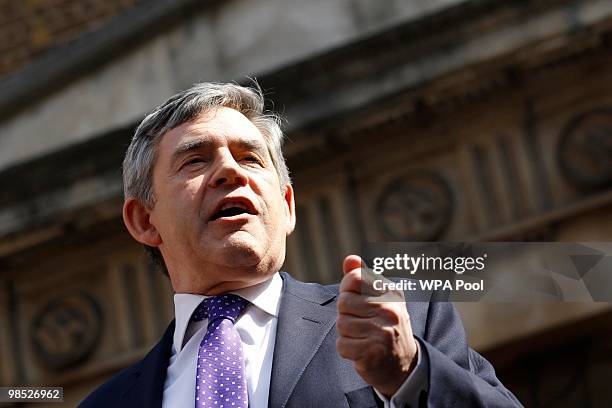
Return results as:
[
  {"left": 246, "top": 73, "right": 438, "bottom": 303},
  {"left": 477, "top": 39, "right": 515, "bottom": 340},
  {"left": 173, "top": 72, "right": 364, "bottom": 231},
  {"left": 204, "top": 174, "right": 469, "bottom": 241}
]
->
[{"left": 209, "top": 200, "right": 256, "bottom": 221}]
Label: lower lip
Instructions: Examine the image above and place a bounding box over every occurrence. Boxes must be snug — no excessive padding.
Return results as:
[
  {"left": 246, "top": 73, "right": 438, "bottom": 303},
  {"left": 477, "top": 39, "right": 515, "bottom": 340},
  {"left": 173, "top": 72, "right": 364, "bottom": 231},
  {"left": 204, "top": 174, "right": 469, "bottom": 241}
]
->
[{"left": 210, "top": 213, "right": 254, "bottom": 223}]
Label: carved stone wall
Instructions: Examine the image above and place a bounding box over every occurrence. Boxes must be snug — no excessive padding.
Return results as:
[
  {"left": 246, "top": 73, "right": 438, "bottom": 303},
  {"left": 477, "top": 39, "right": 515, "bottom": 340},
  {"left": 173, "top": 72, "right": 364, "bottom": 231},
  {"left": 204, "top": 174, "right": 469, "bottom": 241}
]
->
[
  {"left": 278, "top": 44, "right": 612, "bottom": 406},
  {"left": 285, "top": 49, "right": 612, "bottom": 282},
  {"left": 0, "top": 231, "right": 173, "bottom": 406},
  {"left": 2, "top": 1, "right": 612, "bottom": 406}
]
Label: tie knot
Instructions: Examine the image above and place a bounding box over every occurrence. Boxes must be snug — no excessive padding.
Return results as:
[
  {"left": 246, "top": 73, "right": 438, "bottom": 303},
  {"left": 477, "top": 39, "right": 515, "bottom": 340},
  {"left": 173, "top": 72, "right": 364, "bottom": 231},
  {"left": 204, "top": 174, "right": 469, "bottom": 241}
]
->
[{"left": 191, "top": 294, "right": 248, "bottom": 324}]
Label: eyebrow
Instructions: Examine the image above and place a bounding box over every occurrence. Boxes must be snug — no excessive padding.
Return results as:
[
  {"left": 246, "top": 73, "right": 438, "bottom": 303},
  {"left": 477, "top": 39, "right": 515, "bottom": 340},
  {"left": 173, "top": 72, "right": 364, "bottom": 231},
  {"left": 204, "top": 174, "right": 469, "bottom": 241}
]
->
[
  {"left": 234, "top": 139, "right": 267, "bottom": 155},
  {"left": 172, "top": 138, "right": 214, "bottom": 163},
  {"left": 171, "top": 137, "right": 268, "bottom": 165}
]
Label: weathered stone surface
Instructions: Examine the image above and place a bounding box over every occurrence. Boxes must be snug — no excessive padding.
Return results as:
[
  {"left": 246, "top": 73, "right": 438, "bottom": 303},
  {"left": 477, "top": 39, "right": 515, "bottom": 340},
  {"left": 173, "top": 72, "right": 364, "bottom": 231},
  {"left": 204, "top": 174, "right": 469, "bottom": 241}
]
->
[
  {"left": 2, "top": 1, "right": 612, "bottom": 404},
  {"left": 0, "top": 0, "right": 483, "bottom": 172}
]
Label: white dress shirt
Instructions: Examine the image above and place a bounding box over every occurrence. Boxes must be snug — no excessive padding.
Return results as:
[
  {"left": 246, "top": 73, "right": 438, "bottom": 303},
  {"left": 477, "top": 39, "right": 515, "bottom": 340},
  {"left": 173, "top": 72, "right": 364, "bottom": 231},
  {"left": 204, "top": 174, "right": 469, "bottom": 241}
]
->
[{"left": 162, "top": 273, "right": 427, "bottom": 407}]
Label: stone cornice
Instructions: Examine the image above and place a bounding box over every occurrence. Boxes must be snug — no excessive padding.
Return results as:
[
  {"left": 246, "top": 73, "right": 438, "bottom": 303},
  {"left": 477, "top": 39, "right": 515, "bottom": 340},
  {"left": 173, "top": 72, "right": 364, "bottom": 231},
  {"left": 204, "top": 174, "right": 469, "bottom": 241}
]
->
[
  {"left": 261, "top": 0, "right": 612, "bottom": 136},
  {"left": 0, "top": 0, "right": 577, "bottom": 124},
  {"left": 0, "top": 0, "right": 210, "bottom": 121}
]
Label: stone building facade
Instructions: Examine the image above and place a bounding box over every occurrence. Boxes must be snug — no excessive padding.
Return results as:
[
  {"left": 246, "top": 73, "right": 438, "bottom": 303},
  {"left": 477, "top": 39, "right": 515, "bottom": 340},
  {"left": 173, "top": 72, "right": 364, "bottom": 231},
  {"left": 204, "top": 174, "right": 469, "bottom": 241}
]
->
[{"left": 1, "top": 0, "right": 612, "bottom": 406}]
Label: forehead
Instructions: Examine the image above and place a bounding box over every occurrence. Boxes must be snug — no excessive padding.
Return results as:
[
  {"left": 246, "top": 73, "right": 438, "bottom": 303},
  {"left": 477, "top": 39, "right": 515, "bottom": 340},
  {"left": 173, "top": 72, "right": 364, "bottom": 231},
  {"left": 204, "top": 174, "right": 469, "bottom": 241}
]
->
[{"left": 159, "top": 107, "right": 265, "bottom": 153}]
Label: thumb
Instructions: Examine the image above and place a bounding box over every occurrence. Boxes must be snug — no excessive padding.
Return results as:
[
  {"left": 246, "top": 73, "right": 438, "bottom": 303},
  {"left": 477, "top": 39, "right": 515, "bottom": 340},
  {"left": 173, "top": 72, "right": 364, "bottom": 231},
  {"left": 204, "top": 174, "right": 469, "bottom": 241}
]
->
[{"left": 343, "top": 255, "right": 364, "bottom": 275}]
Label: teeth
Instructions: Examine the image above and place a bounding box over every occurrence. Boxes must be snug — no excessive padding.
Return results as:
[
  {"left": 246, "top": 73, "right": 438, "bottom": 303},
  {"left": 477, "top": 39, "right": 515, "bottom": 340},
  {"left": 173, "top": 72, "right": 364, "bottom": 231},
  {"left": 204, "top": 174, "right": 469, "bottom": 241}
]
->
[{"left": 220, "top": 202, "right": 248, "bottom": 211}]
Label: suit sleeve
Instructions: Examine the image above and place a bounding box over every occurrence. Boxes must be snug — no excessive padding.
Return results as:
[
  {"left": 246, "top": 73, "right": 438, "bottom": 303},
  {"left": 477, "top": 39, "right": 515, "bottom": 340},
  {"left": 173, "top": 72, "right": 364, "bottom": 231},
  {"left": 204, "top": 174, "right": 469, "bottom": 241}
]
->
[{"left": 419, "top": 301, "right": 523, "bottom": 407}]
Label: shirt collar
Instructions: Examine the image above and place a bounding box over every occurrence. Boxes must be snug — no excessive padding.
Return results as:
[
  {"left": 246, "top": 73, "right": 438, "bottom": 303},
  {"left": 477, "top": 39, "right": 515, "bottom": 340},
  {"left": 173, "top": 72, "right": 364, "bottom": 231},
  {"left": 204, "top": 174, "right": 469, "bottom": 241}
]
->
[{"left": 172, "top": 272, "right": 282, "bottom": 353}]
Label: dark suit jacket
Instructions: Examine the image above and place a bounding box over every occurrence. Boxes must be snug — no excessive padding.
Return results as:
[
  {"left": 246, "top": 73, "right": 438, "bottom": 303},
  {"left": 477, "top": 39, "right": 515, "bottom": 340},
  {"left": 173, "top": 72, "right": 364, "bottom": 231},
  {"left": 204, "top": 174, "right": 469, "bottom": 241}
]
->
[{"left": 80, "top": 272, "right": 522, "bottom": 407}]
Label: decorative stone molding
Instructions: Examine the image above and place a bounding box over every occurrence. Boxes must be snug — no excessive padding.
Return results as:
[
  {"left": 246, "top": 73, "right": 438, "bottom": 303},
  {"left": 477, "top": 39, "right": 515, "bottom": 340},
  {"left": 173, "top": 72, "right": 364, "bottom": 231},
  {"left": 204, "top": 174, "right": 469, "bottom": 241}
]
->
[
  {"left": 30, "top": 291, "right": 103, "bottom": 370},
  {"left": 375, "top": 172, "right": 454, "bottom": 241},
  {"left": 557, "top": 108, "right": 612, "bottom": 190}
]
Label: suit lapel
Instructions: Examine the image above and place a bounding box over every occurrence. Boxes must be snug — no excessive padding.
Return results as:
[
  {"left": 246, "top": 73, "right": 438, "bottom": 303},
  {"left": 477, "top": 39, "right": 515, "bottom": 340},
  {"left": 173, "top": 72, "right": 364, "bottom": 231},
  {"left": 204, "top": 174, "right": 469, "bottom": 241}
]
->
[
  {"left": 113, "top": 273, "right": 418, "bottom": 408},
  {"left": 120, "top": 321, "right": 175, "bottom": 408},
  {"left": 268, "top": 273, "right": 338, "bottom": 408}
]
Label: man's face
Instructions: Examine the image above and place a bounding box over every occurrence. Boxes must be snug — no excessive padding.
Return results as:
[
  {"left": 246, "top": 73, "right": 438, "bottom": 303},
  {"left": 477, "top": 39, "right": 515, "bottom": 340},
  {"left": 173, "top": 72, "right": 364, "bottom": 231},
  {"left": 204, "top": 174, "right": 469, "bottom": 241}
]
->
[{"left": 145, "top": 107, "right": 295, "bottom": 293}]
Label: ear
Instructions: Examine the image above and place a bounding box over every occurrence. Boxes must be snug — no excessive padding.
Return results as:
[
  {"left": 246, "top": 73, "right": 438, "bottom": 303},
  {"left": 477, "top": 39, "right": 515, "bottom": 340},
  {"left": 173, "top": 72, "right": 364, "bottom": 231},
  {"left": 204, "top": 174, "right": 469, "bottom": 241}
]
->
[
  {"left": 283, "top": 184, "right": 296, "bottom": 235},
  {"left": 122, "top": 197, "right": 162, "bottom": 246}
]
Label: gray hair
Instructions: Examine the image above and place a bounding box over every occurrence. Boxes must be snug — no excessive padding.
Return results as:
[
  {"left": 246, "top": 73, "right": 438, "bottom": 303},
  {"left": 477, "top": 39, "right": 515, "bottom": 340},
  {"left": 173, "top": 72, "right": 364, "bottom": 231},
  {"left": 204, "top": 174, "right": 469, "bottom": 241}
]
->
[{"left": 122, "top": 82, "right": 291, "bottom": 274}]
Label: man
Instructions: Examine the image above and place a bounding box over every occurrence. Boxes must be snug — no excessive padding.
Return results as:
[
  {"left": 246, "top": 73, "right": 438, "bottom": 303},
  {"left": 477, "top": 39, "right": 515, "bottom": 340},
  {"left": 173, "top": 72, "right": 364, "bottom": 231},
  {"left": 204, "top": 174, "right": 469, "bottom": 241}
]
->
[{"left": 81, "top": 82, "right": 522, "bottom": 407}]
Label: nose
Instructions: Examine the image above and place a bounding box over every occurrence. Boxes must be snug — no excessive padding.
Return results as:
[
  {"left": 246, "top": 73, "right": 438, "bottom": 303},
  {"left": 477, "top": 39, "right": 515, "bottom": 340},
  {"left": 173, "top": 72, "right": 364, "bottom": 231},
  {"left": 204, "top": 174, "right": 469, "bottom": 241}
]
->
[{"left": 208, "top": 151, "right": 248, "bottom": 188}]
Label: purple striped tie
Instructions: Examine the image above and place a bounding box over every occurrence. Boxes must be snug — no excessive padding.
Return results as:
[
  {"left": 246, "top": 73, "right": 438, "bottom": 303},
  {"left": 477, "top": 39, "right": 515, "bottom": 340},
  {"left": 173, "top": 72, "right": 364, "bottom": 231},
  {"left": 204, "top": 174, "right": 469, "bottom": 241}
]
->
[{"left": 191, "top": 294, "right": 249, "bottom": 408}]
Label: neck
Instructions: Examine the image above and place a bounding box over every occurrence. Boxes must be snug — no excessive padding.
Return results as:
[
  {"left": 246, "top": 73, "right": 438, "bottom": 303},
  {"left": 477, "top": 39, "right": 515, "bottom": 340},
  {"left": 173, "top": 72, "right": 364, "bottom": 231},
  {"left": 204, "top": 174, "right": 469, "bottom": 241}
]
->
[{"left": 170, "top": 268, "right": 275, "bottom": 295}]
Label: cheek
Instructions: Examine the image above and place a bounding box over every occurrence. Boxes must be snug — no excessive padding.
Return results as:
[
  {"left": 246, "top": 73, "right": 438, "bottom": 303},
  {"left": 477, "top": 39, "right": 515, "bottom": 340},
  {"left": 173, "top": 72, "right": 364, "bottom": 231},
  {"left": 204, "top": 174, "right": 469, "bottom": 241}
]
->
[
  {"left": 266, "top": 197, "right": 288, "bottom": 230},
  {"left": 172, "top": 179, "right": 204, "bottom": 207},
  {"left": 156, "top": 184, "right": 202, "bottom": 226},
  {"left": 180, "top": 175, "right": 205, "bottom": 193},
  {"left": 148, "top": 204, "right": 172, "bottom": 239}
]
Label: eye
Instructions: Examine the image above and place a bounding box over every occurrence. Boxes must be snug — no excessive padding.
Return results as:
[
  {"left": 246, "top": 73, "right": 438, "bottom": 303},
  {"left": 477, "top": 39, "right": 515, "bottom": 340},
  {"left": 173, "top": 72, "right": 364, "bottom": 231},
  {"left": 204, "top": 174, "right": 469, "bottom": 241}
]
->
[
  {"left": 241, "top": 155, "right": 262, "bottom": 165},
  {"left": 183, "top": 156, "right": 207, "bottom": 167}
]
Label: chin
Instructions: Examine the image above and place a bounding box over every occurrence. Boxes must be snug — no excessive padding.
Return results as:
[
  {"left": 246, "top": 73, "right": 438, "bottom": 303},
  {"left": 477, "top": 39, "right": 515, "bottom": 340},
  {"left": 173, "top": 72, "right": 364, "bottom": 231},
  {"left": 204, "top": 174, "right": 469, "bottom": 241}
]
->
[
  {"left": 207, "top": 231, "right": 286, "bottom": 273},
  {"left": 219, "top": 236, "right": 264, "bottom": 267}
]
